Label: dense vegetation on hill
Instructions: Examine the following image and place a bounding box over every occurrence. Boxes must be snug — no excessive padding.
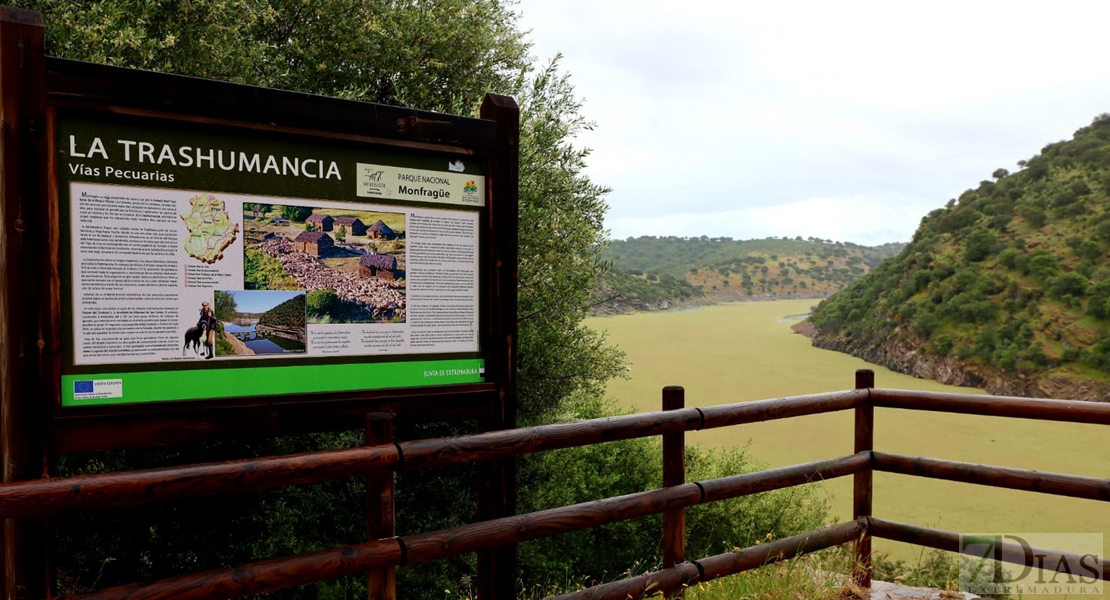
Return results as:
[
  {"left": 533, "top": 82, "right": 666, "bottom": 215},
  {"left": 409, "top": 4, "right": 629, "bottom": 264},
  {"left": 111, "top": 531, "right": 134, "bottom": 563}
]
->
[
  {"left": 593, "top": 237, "right": 903, "bottom": 312},
  {"left": 592, "top": 269, "right": 705, "bottom": 312},
  {"left": 603, "top": 236, "right": 903, "bottom": 278},
  {"left": 258, "top": 295, "right": 307, "bottom": 329},
  {"left": 810, "top": 114, "right": 1110, "bottom": 394}
]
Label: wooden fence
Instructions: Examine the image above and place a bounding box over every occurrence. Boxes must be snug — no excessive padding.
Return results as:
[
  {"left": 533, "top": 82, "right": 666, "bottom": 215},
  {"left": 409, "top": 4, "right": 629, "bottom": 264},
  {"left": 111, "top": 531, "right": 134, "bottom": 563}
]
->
[{"left": 2, "top": 369, "right": 1108, "bottom": 599}]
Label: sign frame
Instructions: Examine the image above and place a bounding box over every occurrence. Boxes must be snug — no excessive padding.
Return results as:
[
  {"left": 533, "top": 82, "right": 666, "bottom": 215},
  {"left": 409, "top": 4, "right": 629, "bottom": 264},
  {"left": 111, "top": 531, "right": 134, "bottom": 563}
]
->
[{"left": 35, "top": 57, "right": 519, "bottom": 455}]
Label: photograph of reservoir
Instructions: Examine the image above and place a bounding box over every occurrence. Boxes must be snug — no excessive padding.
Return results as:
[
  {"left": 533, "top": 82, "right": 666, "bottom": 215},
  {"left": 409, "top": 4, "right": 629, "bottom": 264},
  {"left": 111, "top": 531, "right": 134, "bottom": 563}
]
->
[{"left": 214, "top": 290, "right": 307, "bottom": 357}]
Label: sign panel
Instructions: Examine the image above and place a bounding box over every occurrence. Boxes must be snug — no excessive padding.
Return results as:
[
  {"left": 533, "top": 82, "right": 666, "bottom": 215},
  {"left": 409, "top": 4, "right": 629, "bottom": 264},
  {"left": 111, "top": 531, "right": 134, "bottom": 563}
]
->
[{"left": 58, "top": 113, "right": 487, "bottom": 406}]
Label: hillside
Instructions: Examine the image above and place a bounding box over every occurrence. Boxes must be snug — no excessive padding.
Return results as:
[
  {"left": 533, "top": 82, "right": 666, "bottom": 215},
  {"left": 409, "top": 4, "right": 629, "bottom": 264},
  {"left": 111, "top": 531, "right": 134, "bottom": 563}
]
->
[
  {"left": 592, "top": 237, "right": 903, "bottom": 314},
  {"left": 807, "top": 114, "right": 1110, "bottom": 400},
  {"left": 258, "top": 295, "right": 307, "bottom": 329}
]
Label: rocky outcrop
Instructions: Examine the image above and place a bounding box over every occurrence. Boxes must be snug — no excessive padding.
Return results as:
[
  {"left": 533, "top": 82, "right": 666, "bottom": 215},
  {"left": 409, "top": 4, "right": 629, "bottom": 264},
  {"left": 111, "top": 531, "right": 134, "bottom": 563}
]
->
[{"left": 800, "top": 324, "right": 1110, "bottom": 402}]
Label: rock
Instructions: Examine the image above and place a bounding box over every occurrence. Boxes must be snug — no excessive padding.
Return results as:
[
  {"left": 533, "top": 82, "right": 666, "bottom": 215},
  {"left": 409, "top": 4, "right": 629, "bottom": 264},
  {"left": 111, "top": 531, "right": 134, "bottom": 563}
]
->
[
  {"left": 870, "top": 580, "right": 980, "bottom": 599},
  {"left": 809, "top": 325, "right": 1110, "bottom": 402}
]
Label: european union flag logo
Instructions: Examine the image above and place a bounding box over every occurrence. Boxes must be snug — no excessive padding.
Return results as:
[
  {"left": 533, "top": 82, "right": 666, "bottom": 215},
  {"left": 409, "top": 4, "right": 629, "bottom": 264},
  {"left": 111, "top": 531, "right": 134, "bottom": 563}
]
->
[{"left": 74, "top": 380, "right": 95, "bottom": 394}]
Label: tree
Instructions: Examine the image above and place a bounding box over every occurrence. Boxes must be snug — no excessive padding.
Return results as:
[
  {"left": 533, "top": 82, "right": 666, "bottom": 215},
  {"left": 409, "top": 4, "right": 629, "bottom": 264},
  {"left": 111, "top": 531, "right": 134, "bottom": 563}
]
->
[
  {"left": 281, "top": 205, "right": 314, "bottom": 222},
  {"left": 513, "top": 58, "right": 624, "bottom": 423},
  {"left": 335, "top": 224, "right": 346, "bottom": 242},
  {"left": 212, "top": 290, "right": 237, "bottom": 322},
  {"left": 992, "top": 168, "right": 1009, "bottom": 180},
  {"left": 244, "top": 203, "right": 271, "bottom": 219},
  {"left": 963, "top": 227, "right": 997, "bottom": 262}
]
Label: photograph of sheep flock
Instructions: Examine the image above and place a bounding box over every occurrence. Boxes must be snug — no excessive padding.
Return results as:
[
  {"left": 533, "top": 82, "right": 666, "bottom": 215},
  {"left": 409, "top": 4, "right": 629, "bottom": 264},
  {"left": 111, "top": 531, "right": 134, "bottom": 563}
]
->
[{"left": 242, "top": 203, "right": 406, "bottom": 324}]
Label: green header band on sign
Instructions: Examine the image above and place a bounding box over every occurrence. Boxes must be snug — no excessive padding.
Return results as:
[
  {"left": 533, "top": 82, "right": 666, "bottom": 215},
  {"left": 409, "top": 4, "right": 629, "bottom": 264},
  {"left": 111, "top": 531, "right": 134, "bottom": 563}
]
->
[{"left": 61, "top": 358, "right": 485, "bottom": 406}]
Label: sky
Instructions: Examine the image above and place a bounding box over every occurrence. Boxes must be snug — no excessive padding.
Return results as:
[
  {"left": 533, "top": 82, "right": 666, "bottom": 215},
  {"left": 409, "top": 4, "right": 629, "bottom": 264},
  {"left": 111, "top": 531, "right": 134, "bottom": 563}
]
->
[{"left": 514, "top": 0, "right": 1110, "bottom": 246}]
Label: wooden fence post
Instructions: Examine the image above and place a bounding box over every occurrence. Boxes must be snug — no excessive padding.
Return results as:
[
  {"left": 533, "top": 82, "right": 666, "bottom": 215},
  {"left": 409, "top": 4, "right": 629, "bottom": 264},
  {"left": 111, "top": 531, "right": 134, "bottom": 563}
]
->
[
  {"left": 0, "top": 8, "right": 51, "bottom": 600},
  {"left": 852, "top": 369, "right": 875, "bottom": 589},
  {"left": 662, "top": 386, "right": 686, "bottom": 578},
  {"left": 366, "top": 413, "right": 396, "bottom": 600}
]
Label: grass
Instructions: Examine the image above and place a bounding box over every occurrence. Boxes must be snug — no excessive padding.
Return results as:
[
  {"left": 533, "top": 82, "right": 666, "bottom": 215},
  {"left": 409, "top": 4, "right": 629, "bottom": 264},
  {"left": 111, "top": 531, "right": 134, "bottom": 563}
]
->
[
  {"left": 586, "top": 299, "right": 1110, "bottom": 565},
  {"left": 684, "top": 547, "right": 857, "bottom": 600},
  {"left": 512, "top": 551, "right": 855, "bottom": 600}
]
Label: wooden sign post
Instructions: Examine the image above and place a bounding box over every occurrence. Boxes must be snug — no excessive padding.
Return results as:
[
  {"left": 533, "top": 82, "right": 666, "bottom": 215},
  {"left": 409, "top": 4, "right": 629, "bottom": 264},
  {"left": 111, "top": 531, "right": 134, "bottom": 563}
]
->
[{"left": 0, "top": 8, "right": 50, "bottom": 600}]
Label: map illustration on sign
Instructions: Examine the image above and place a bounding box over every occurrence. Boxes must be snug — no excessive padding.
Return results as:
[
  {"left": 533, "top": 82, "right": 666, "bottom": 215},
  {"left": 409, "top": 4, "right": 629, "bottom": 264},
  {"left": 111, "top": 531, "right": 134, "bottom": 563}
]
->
[{"left": 181, "top": 193, "right": 239, "bottom": 263}]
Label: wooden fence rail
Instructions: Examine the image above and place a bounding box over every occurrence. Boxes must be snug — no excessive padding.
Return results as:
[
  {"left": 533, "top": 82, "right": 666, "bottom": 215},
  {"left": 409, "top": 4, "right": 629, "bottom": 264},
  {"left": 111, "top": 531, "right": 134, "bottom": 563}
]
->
[
  {"left": 0, "top": 390, "right": 867, "bottom": 519},
  {"left": 4, "top": 373, "right": 1110, "bottom": 599},
  {"left": 873, "top": 452, "right": 1110, "bottom": 501},
  {"left": 869, "top": 518, "right": 1110, "bottom": 582},
  {"left": 870, "top": 388, "right": 1110, "bottom": 424}
]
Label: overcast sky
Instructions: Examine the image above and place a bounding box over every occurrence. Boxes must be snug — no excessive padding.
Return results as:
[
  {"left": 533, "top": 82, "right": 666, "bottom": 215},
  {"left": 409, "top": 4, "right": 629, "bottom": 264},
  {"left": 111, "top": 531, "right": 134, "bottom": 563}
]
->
[{"left": 514, "top": 1, "right": 1110, "bottom": 245}]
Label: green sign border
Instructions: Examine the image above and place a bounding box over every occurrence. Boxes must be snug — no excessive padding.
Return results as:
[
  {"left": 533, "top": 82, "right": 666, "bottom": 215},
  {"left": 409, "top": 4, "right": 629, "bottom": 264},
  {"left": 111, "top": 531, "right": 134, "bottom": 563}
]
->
[{"left": 61, "top": 358, "right": 484, "bottom": 406}]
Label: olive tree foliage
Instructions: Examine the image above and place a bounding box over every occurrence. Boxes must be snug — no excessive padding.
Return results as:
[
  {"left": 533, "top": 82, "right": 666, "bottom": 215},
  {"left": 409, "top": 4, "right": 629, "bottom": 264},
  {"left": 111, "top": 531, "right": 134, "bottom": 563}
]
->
[
  {"left": 513, "top": 60, "right": 625, "bottom": 424},
  {"left": 28, "top": 0, "right": 529, "bottom": 112}
]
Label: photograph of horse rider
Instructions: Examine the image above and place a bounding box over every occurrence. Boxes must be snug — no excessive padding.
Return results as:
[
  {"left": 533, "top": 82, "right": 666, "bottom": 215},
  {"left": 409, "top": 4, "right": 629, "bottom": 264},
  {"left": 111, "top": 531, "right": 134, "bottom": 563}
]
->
[{"left": 199, "top": 300, "right": 218, "bottom": 359}]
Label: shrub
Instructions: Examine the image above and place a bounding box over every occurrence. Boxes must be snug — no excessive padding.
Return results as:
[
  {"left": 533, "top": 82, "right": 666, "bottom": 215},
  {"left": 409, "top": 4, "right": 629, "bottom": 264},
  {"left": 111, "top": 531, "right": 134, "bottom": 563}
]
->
[
  {"left": 517, "top": 397, "right": 829, "bottom": 584},
  {"left": 934, "top": 333, "right": 955, "bottom": 355},
  {"left": 1026, "top": 251, "right": 1060, "bottom": 281},
  {"left": 963, "top": 228, "right": 997, "bottom": 262},
  {"left": 1049, "top": 272, "right": 1088, "bottom": 299},
  {"left": 1088, "top": 280, "right": 1110, "bottom": 318},
  {"left": 1022, "top": 205, "right": 1047, "bottom": 227}
]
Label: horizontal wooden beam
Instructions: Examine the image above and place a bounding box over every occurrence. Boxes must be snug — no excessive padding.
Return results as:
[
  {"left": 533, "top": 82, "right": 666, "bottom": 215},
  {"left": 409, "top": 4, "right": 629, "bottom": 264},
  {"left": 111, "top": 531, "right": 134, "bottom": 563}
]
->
[
  {"left": 56, "top": 537, "right": 405, "bottom": 600},
  {"left": 869, "top": 518, "right": 1108, "bottom": 582},
  {"left": 546, "top": 520, "right": 866, "bottom": 600},
  {"left": 698, "top": 452, "right": 869, "bottom": 503},
  {"left": 0, "top": 445, "right": 400, "bottom": 519},
  {"left": 873, "top": 452, "right": 1110, "bottom": 501},
  {"left": 698, "top": 389, "right": 866, "bottom": 429},
  {"left": 870, "top": 389, "right": 1110, "bottom": 426},
  {"left": 697, "top": 519, "right": 863, "bottom": 580},
  {"left": 400, "top": 406, "right": 703, "bottom": 471},
  {"left": 45, "top": 58, "right": 498, "bottom": 151}
]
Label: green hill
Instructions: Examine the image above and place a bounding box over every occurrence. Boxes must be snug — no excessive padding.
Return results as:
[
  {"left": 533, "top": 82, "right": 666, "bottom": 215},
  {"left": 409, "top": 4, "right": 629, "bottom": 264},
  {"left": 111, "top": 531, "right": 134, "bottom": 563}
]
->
[
  {"left": 808, "top": 114, "right": 1110, "bottom": 399},
  {"left": 592, "top": 237, "right": 903, "bottom": 313},
  {"left": 259, "top": 295, "right": 307, "bottom": 330}
]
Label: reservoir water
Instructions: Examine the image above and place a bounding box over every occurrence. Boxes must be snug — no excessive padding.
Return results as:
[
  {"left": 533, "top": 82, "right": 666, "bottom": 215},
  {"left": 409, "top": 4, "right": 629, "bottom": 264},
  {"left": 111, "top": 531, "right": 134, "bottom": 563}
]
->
[{"left": 587, "top": 299, "right": 1110, "bottom": 563}]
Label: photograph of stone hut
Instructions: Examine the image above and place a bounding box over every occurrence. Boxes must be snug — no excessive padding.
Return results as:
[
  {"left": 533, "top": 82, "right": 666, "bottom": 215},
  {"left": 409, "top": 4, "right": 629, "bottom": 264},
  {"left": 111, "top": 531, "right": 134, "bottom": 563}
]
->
[
  {"left": 333, "top": 216, "right": 366, "bottom": 236},
  {"left": 306, "top": 213, "right": 334, "bottom": 231},
  {"left": 359, "top": 253, "right": 397, "bottom": 280},
  {"left": 294, "top": 230, "right": 334, "bottom": 257},
  {"left": 368, "top": 219, "right": 397, "bottom": 240}
]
